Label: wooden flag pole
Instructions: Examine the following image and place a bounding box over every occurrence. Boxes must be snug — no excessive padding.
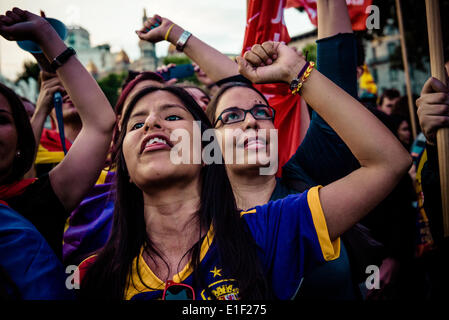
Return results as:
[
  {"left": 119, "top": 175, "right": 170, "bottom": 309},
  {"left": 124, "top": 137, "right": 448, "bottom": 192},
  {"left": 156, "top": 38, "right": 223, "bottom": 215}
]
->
[
  {"left": 425, "top": 0, "right": 449, "bottom": 237},
  {"left": 395, "top": 0, "right": 418, "bottom": 140}
]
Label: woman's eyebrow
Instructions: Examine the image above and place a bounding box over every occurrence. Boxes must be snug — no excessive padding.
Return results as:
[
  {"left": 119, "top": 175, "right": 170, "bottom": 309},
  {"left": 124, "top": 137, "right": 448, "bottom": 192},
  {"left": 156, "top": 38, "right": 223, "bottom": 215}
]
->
[
  {"left": 129, "top": 104, "right": 187, "bottom": 120},
  {"left": 0, "top": 109, "right": 12, "bottom": 114},
  {"left": 159, "top": 104, "right": 187, "bottom": 112},
  {"left": 128, "top": 110, "right": 148, "bottom": 121}
]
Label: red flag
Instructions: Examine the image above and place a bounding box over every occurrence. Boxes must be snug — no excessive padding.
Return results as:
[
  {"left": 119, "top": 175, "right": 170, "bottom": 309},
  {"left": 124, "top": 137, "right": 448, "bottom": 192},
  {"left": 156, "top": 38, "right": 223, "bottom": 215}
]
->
[
  {"left": 286, "top": 0, "right": 373, "bottom": 31},
  {"left": 242, "top": 0, "right": 304, "bottom": 176}
]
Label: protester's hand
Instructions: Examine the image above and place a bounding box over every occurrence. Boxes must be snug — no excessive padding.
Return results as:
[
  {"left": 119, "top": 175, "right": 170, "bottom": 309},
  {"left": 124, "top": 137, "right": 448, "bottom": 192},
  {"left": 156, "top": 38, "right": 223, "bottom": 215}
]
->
[
  {"left": 35, "top": 71, "right": 65, "bottom": 117},
  {"left": 193, "top": 63, "right": 214, "bottom": 87},
  {"left": 155, "top": 63, "right": 177, "bottom": 84},
  {"left": 156, "top": 63, "right": 176, "bottom": 74},
  {"left": 0, "top": 7, "right": 51, "bottom": 43},
  {"left": 236, "top": 41, "right": 305, "bottom": 84},
  {"left": 136, "top": 14, "right": 174, "bottom": 43},
  {"left": 291, "top": 46, "right": 306, "bottom": 60},
  {"left": 416, "top": 77, "right": 449, "bottom": 145}
]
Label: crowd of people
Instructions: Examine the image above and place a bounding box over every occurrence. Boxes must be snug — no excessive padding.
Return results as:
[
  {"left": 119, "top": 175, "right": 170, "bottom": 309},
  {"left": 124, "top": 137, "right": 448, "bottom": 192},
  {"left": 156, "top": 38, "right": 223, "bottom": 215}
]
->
[{"left": 0, "top": 0, "right": 448, "bottom": 301}]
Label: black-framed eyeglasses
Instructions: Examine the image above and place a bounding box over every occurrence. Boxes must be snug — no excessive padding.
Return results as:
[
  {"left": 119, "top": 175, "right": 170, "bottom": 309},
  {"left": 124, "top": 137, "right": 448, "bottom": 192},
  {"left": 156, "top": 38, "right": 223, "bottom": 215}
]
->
[
  {"left": 162, "top": 280, "right": 195, "bottom": 300},
  {"left": 214, "top": 104, "right": 275, "bottom": 127}
]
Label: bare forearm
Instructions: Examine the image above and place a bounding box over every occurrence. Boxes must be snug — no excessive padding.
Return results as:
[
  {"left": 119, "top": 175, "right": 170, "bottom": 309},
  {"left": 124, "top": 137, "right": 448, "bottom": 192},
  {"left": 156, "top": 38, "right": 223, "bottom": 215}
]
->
[
  {"left": 167, "top": 25, "right": 238, "bottom": 82},
  {"left": 30, "top": 109, "right": 47, "bottom": 151},
  {"left": 36, "top": 25, "right": 115, "bottom": 132},
  {"left": 239, "top": 40, "right": 409, "bottom": 176},
  {"left": 292, "top": 67, "right": 410, "bottom": 173},
  {"left": 317, "top": 0, "right": 353, "bottom": 39}
]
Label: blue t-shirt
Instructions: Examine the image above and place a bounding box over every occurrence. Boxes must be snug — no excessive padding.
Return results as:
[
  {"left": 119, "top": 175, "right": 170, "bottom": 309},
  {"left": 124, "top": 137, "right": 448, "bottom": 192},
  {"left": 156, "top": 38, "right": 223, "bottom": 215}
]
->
[
  {"left": 0, "top": 204, "right": 74, "bottom": 300},
  {"left": 120, "top": 187, "right": 340, "bottom": 300}
]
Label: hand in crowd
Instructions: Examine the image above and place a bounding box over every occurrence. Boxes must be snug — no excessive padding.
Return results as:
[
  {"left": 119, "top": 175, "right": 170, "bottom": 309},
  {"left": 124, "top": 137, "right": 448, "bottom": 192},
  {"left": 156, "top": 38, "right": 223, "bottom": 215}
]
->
[
  {"left": 236, "top": 41, "right": 305, "bottom": 85},
  {"left": 291, "top": 46, "right": 306, "bottom": 60},
  {"left": 156, "top": 63, "right": 176, "bottom": 74},
  {"left": 0, "top": 7, "right": 51, "bottom": 43},
  {"left": 135, "top": 14, "right": 173, "bottom": 43},
  {"left": 155, "top": 63, "right": 178, "bottom": 84},
  {"left": 416, "top": 77, "right": 449, "bottom": 145},
  {"left": 35, "top": 71, "right": 65, "bottom": 117},
  {"left": 193, "top": 63, "right": 214, "bottom": 87}
]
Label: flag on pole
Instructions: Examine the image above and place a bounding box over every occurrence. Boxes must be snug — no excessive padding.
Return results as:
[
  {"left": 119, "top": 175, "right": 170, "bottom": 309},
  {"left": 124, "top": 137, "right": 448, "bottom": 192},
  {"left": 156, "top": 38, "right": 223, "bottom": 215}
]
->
[{"left": 359, "top": 64, "right": 378, "bottom": 98}]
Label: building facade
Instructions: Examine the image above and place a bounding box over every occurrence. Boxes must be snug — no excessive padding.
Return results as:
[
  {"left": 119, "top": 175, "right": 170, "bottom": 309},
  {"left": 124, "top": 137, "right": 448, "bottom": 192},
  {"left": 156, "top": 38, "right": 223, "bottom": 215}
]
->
[
  {"left": 65, "top": 9, "right": 158, "bottom": 79},
  {"left": 130, "top": 9, "right": 158, "bottom": 72},
  {"left": 364, "top": 23, "right": 430, "bottom": 97},
  {"left": 289, "top": 23, "right": 430, "bottom": 98}
]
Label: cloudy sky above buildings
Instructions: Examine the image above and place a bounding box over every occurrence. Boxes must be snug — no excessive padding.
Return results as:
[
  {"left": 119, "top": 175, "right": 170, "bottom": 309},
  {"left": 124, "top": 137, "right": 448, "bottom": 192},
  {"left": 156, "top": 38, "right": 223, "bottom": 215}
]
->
[{"left": 0, "top": 0, "right": 315, "bottom": 80}]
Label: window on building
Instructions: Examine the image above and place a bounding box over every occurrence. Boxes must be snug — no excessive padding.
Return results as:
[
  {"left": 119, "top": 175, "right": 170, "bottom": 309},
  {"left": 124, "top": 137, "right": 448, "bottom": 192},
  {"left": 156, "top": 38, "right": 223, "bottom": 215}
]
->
[
  {"left": 387, "top": 42, "right": 396, "bottom": 57},
  {"left": 372, "top": 68, "right": 378, "bottom": 83},
  {"left": 389, "top": 68, "right": 398, "bottom": 82}
]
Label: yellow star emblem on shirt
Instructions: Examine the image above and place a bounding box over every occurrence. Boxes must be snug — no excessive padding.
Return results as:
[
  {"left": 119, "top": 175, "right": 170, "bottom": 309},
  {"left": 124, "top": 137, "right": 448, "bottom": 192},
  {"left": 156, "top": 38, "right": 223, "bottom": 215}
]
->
[{"left": 210, "top": 266, "right": 222, "bottom": 278}]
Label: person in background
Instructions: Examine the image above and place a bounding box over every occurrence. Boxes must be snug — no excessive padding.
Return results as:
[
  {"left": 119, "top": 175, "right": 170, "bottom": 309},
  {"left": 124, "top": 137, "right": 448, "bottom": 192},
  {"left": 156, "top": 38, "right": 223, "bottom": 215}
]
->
[
  {"left": 193, "top": 63, "right": 219, "bottom": 97},
  {"left": 377, "top": 88, "right": 400, "bottom": 116},
  {"left": 178, "top": 83, "right": 210, "bottom": 111},
  {"left": 155, "top": 63, "right": 213, "bottom": 111},
  {"left": 32, "top": 71, "right": 78, "bottom": 177},
  {"left": 391, "top": 114, "right": 412, "bottom": 150},
  {"left": 20, "top": 97, "right": 35, "bottom": 119},
  {"left": 0, "top": 7, "right": 116, "bottom": 260},
  {"left": 351, "top": 33, "right": 421, "bottom": 300},
  {"left": 0, "top": 202, "right": 74, "bottom": 300}
]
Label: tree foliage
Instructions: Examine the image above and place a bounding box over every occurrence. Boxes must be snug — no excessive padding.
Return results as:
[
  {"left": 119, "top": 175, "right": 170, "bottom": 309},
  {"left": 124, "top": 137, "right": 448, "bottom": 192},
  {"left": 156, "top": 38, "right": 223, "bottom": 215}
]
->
[
  {"left": 16, "top": 60, "right": 40, "bottom": 84},
  {"left": 97, "top": 72, "right": 128, "bottom": 106},
  {"left": 302, "top": 43, "right": 317, "bottom": 63}
]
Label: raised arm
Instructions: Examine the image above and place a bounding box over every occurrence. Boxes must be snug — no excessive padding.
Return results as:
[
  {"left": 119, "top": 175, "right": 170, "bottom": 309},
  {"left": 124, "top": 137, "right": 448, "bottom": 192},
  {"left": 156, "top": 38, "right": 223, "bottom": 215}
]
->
[
  {"left": 283, "top": 0, "right": 359, "bottom": 185},
  {"left": 30, "top": 72, "right": 65, "bottom": 150},
  {"left": 238, "top": 42, "right": 411, "bottom": 240},
  {"left": 135, "top": 14, "right": 238, "bottom": 82},
  {"left": 317, "top": 0, "right": 353, "bottom": 39},
  {"left": 0, "top": 8, "right": 116, "bottom": 211},
  {"left": 316, "top": 0, "right": 357, "bottom": 97}
]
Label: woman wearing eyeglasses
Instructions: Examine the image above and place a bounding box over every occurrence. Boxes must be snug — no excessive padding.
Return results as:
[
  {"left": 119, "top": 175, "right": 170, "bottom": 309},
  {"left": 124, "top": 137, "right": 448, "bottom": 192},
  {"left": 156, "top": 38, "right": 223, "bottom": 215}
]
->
[{"left": 78, "top": 34, "right": 411, "bottom": 299}]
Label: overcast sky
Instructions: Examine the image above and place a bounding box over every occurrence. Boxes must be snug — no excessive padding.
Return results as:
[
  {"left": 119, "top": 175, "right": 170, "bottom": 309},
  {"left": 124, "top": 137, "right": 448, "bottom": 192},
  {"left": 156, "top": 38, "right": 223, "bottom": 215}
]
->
[{"left": 0, "top": 0, "right": 315, "bottom": 80}]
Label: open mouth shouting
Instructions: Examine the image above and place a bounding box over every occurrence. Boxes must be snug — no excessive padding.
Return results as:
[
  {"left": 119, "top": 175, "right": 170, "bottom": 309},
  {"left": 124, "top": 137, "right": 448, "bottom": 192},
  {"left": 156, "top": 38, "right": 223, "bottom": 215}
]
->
[{"left": 140, "top": 133, "right": 174, "bottom": 153}]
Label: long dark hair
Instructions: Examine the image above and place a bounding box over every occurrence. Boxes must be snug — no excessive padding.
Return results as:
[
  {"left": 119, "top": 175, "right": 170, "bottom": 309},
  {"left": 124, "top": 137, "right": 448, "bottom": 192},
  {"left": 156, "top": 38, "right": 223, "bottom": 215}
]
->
[
  {"left": 81, "top": 85, "right": 270, "bottom": 300},
  {"left": 0, "top": 83, "right": 36, "bottom": 184}
]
